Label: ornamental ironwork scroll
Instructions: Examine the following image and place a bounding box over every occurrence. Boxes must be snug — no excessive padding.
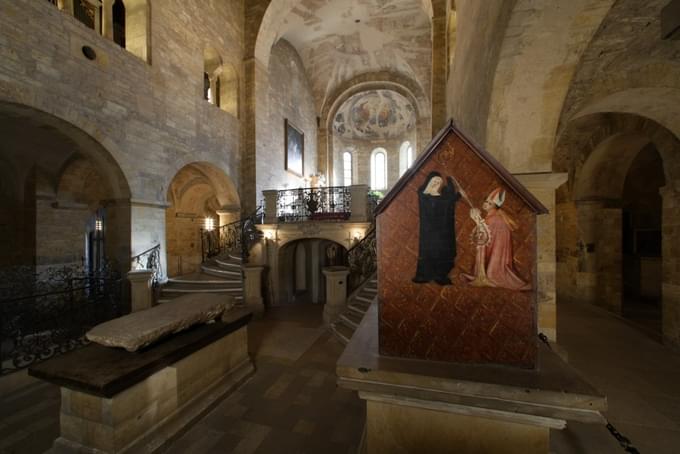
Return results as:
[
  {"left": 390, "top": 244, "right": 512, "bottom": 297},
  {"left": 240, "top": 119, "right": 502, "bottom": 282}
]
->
[
  {"left": 0, "top": 264, "right": 122, "bottom": 375},
  {"left": 276, "top": 186, "right": 351, "bottom": 223},
  {"left": 348, "top": 228, "right": 377, "bottom": 293},
  {"left": 201, "top": 207, "right": 263, "bottom": 262}
]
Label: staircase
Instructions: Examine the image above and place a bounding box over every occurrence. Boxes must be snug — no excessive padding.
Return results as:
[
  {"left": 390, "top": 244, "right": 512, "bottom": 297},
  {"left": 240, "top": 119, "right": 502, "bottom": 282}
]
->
[
  {"left": 158, "top": 254, "right": 244, "bottom": 305},
  {"left": 330, "top": 275, "right": 377, "bottom": 345}
]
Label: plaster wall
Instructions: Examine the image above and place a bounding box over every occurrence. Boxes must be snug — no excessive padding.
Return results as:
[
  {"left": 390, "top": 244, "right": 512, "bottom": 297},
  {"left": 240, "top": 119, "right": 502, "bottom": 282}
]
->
[{"left": 259, "top": 40, "right": 317, "bottom": 195}]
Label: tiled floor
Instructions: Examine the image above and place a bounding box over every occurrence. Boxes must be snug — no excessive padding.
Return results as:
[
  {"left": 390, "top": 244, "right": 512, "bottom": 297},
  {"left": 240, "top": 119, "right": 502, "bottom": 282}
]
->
[{"left": 1, "top": 301, "right": 680, "bottom": 453}]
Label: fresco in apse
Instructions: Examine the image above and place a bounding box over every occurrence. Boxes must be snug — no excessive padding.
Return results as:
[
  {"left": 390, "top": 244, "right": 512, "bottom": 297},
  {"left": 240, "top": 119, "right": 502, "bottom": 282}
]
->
[{"left": 332, "top": 90, "right": 416, "bottom": 140}]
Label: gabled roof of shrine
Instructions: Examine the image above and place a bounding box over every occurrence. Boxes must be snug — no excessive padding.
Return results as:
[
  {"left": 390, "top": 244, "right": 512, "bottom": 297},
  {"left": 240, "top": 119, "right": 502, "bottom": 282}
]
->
[{"left": 375, "top": 120, "right": 549, "bottom": 216}]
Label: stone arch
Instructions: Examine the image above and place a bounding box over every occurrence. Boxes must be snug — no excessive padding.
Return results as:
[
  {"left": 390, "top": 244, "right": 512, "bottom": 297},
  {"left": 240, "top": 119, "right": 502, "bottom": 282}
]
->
[
  {"left": 165, "top": 162, "right": 240, "bottom": 277},
  {"left": 320, "top": 72, "right": 430, "bottom": 186},
  {"left": 554, "top": 112, "right": 680, "bottom": 344},
  {"left": 0, "top": 101, "right": 132, "bottom": 269},
  {"left": 483, "top": 0, "right": 616, "bottom": 172},
  {"left": 276, "top": 237, "right": 348, "bottom": 305}
]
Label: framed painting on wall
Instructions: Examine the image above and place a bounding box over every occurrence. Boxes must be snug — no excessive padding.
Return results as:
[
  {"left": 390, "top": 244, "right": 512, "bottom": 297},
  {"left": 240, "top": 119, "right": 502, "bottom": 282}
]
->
[{"left": 285, "top": 119, "right": 304, "bottom": 177}]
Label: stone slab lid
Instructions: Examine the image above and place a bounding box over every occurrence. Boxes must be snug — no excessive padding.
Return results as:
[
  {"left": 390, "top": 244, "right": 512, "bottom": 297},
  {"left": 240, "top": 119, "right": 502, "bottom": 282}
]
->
[
  {"left": 376, "top": 120, "right": 549, "bottom": 217},
  {"left": 28, "top": 308, "right": 252, "bottom": 397},
  {"left": 86, "top": 293, "right": 234, "bottom": 352}
]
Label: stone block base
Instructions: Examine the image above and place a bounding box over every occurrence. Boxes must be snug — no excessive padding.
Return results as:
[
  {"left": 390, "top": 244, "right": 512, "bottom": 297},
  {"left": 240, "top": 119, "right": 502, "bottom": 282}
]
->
[
  {"left": 50, "top": 326, "right": 253, "bottom": 454},
  {"left": 365, "top": 397, "right": 549, "bottom": 454}
]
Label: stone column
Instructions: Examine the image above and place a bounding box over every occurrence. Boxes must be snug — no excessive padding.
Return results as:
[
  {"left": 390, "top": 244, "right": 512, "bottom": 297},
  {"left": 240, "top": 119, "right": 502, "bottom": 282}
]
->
[
  {"left": 349, "top": 184, "right": 369, "bottom": 222},
  {"left": 322, "top": 266, "right": 350, "bottom": 324},
  {"left": 127, "top": 269, "right": 154, "bottom": 312},
  {"left": 130, "top": 200, "right": 168, "bottom": 282},
  {"left": 317, "top": 126, "right": 330, "bottom": 182},
  {"left": 514, "top": 172, "right": 567, "bottom": 341},
  {"left": 242, "top": 57, "right": 269, "bottom": 214},
  {"left": 574, "top": 199, "right": 623, "bottom": 314},
  {"left": 661, "top": 185, "right": 680, "bottom": 348},
  {"left": 431, "top": 0, "right": 449, "bottom": 134},
  {"left": 262, "top": 190, "right": 278, "bottom": 224},
  {"left": 101, "top": 0, "right": 114, "bottom": 40},
  {"left": 243, "top": 265, "right": 265, "bottom": 316}
]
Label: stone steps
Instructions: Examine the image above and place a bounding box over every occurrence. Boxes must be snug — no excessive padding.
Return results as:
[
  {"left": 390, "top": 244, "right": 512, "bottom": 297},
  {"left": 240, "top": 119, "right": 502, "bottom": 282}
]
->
[{"left": 329, "top": 273, "right": 377, "bottom": 346}]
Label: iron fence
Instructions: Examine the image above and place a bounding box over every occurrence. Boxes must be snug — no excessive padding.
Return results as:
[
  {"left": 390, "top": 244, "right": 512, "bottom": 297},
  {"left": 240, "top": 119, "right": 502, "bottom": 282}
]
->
[{"left": 0, "top": 265, "right": 122, "bottom": 375}]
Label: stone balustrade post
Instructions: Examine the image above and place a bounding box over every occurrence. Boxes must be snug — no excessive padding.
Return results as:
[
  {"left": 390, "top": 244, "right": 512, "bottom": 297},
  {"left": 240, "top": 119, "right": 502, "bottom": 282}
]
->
[
  {"left": 322, "top": 266, "right": 350, "bottom": 324},
  {"left": 349, "top": 184, "right": 369, "bottom": 222},
  {"left": 243, "top": 265, "right": 265, "bottom": 316},
  {"left": 262, "top": 190, "right": 278, "bottom": 224},
  {"left": 127, "top": 269, "right": 154, "bottom": 313}
]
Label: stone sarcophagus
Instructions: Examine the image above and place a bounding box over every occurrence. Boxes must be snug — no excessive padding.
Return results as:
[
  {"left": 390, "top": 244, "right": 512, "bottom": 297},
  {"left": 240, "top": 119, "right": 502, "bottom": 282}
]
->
[{"left": 376, "top": 121, "right": 547, "bottom": 368}]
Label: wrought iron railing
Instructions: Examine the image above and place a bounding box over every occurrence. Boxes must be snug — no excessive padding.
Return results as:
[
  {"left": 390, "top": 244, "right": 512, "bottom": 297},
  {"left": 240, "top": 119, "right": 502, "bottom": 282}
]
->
[
  {"left": 276, "top": 186, "right": 351, "bottom": 222},
  {"left": 201, "top": 207, "right": 263, "bottom": 262},
  {"left": 131, "top": 244, "right": 162, "bottom": 287},
  {"left": 0, "top": 265, "right": 122, "bottom": 375},
  {"left": 348, "top": 228, "right": 377, "bottom": 293}
]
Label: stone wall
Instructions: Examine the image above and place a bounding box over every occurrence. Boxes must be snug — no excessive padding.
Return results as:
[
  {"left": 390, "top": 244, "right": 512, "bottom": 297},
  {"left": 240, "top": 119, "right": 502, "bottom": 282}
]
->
[
  {"left": 258, "top": 39, "right": 317, "bottom": 195},
  {"left": 0, "top": 0, "right": 245, "bottom": 272}
]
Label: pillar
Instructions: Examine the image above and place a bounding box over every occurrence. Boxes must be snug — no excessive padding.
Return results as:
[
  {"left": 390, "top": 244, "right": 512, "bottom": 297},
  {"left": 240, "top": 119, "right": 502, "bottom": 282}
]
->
[
  {"left": 574, "top": 199, "right": 623, "bottom": 314},
  {"left": 430, "top": 0, "right": 449, "bottom": 134},
  {"left": 262, "top": 190, "right": 278, "bottom": 224},
  {"left": 243, "top": 265, "right": 265, "bottom": 316},
  {"left": 349, "top": 185, "right": 369, "bottom": 222},
  {"left": 101, "top": 0, "right": 114, "bottom": 40},
  {"left": 661, "top": 185, "right": 680, "bottom": 348},
  {"left": 127, "top": 269, "right": 153, "bottom": 312},
  {"left": 322, "top": 266, "right": 350, "bottom": 324},
  {"left": 514, "top": 173, "right": 567, "bottom": 341},
  {"left": 130, "top": 200, "right": 168, "bottom": 282},
  {"left": 317, "top": 126, "right": 330, "bottom": 182},
  {"left": 242, "top": 57, "right": 269, "bottom": 214}
]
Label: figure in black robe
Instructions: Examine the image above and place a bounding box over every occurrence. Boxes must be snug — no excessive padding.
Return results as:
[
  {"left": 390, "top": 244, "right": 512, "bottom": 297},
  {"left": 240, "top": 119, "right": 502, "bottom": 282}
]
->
[{"left": 412, "top": 172, "right": 461, "bottom": 285}]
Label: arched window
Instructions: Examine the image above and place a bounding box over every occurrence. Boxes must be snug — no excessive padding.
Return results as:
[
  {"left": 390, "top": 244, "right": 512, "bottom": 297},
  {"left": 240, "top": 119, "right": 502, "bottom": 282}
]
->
[
  {"left": 203, "top": 73, "right": 211, "bottom": 101},
  {"left": 112, "top": 0, "right": 126, "bottom": 48},
  {"left": 399, "top": 141, "right": 414, "bottom": 176},
  {"left": 371, "top": 148, "right": 387, "bottom": 190},
  {"left": 215, "top": 77, "right": 221, "bottom": 107},
  {"left": 343, "top": 151, "right": 353, "bottom": 186}
]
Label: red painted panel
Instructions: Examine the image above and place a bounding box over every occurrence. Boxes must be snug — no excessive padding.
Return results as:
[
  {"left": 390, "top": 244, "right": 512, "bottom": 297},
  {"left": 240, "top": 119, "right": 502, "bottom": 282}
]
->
[{"left": 377, "top": 133, "right": 538, "bottom": 368}]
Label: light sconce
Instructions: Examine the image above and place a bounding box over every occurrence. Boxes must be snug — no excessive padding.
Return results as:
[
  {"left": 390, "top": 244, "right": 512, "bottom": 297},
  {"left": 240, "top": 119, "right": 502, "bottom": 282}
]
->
[
  {"left": 204, "top": 217, "right": 215, "bottom": 231},
  {"left": 95, "top": 218, "right": 103, "bottom": 232},
  {"left": 264, "top": 230, "right": 274, "bottom": 240},
  {"left": 353, "top": 230, "right": 363, "bottom": 241}
]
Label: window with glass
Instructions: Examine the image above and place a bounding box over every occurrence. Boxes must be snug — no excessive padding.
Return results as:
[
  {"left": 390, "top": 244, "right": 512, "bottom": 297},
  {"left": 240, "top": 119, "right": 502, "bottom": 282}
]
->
[
  {"left": 371, "top": 149, "right": 387, "bottom": 190},
  {"left": 343, "top": 151, "right": 353, "bottom": 186}
]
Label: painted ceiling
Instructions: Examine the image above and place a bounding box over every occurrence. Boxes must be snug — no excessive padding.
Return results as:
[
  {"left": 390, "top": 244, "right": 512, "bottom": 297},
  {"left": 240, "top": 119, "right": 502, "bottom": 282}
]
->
[
  {"left": 332, "top": 90, "right": 416, "bottom": 140},
  {"left": 279, "top": 0, "right": 431, "bottom": 111}
]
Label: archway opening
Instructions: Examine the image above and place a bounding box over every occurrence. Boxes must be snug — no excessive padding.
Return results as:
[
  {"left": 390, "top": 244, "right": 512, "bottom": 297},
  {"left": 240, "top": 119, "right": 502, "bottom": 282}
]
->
[
  {"left": 165, "top": 162, "right": 239, "bottom": 277},
  {"left": 277, "top": 238, "right": 347, "bottom": 306},
  {"left": 0, "top": 102, "right": 131, "bottom": 272},
  {"left": 621, "top": 144, "right": 665, "bottom": 332}
]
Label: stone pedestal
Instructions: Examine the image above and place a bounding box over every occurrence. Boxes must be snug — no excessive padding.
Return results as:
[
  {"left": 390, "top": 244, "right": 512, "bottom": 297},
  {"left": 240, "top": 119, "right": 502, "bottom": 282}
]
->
[
  {"left": 322, "top": 266, "right": 350, "bottom": 324},
  {"left": 127, "top": 269, "right": 154, "bottom": 312},
  {"left": 243, "top": 265, "right": 265, "bottom": 316},
  {"left": 338, "top": 305, "right": 607, "bottom": 454}
]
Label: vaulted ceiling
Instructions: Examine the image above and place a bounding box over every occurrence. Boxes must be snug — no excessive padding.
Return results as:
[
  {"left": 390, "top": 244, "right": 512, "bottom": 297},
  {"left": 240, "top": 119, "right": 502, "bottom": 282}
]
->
[{"left": 278, "top": 0, "right": 432, "bottom": 112}]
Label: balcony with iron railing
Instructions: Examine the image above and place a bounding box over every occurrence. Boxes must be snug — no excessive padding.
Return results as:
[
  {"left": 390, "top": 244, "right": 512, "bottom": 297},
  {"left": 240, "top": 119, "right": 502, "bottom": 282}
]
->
[{"left": 262, "top": 184, "right": 378, "bottom": 225}]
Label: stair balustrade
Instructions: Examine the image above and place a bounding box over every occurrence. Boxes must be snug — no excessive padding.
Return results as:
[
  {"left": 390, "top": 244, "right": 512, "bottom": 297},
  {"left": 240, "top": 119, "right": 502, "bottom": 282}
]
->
[
  {"left": 347, "top": 228, "right": 377, "bottom": 294},
  {"left": 200, "top": 207, "right": 263, "bottom": 263},
  {"left": 130, "top": 244, "right": 162, "bottom": 287}
]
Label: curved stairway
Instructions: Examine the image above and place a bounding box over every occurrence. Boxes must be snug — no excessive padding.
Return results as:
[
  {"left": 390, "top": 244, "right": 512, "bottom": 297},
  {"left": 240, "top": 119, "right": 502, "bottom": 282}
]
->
[
  {"left": 158, "top": 254, "right": 244, "bottom": 305},
  {"left": 330, "top": 276, "right": 377, "bottom": 345}
]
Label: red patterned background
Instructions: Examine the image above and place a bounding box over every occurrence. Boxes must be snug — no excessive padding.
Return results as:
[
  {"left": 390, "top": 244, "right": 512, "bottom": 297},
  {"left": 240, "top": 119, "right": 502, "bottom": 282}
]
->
[{"left": 378, "top": 133, "right": 538, "bottom": 368}]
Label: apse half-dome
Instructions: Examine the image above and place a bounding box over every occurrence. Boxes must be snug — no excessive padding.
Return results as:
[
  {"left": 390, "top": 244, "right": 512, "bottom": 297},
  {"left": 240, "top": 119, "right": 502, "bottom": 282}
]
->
[{"left": 333, "top": 90, "right": 416, "bottom": 140}]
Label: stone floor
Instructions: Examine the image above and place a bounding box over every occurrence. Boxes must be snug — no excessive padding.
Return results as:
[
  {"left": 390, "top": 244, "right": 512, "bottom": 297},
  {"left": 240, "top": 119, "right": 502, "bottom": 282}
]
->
[{"left": 1, "top": 301, "right": 680, "bottom": 453}]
